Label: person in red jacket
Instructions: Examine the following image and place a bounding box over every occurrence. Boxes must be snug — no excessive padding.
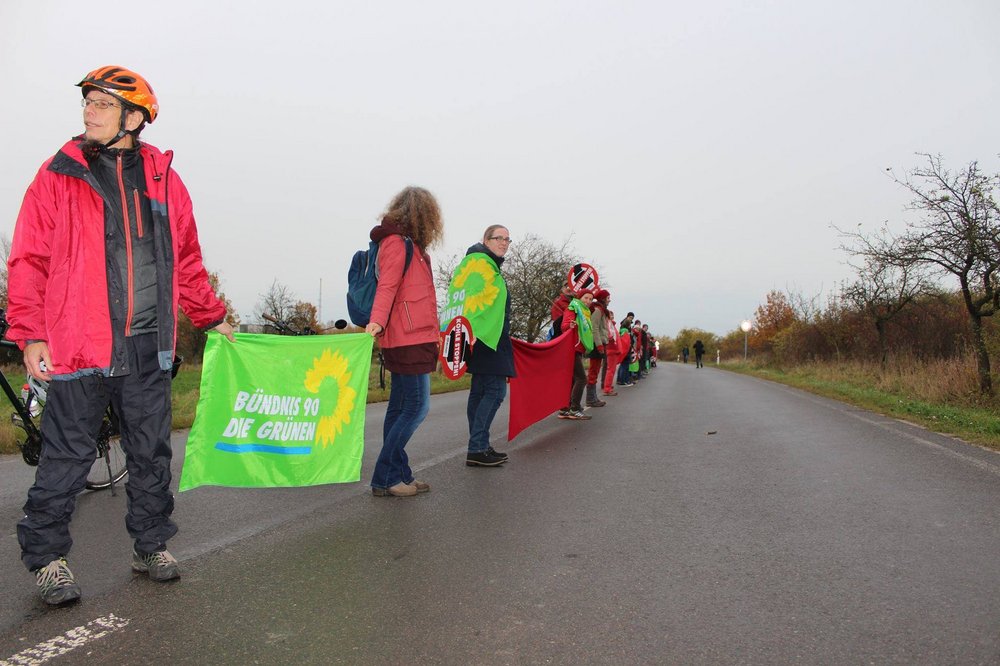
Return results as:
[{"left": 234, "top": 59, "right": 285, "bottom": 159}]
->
[
  {"left": 6, "top": 66, "right": 233, "bottom": 605},
  {"left": 585, "top": 288, "right": 611, "bottom": 407},
  {"left": 548, "top": 284, "right": 575, "bottom": 339},
  {"left": 364, "top": 187, "right": 443, "bottom": 497},
  {"left": 557, "top": 289, "right": 594, "bottom": 420},
  {"left": 602, "top": 307, "right": 622, "bottom": 397}
]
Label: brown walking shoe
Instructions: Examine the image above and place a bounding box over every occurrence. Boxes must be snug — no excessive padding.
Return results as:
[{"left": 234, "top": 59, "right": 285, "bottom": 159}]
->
[{"left": 372, "top": 482, "right": 418, "bottom": 497}]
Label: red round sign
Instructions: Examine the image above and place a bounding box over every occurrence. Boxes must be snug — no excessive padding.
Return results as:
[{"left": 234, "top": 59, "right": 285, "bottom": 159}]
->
[
  {"left": 440, "top": 316, "right": 473, "bottom": 380},
  {"left": 567, "top": 263, "right": 599, "bottom": 292}
]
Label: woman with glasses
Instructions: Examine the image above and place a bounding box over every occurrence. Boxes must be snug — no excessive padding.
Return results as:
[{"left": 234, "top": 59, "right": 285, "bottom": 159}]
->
[
  {"left": 463, "top": 226, "right": 515, "bottom": 466},
  {"left": 365, "top": 187, "right": 444, "bottom": 497}
]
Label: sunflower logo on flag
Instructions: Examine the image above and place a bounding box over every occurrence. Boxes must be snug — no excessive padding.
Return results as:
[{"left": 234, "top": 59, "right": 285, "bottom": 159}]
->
[
  {"left": 304, "top": 349, "right": 358, "bottom": 448},
  {"left": 454, "top": 256, "right": 500, "bottom": 314}
]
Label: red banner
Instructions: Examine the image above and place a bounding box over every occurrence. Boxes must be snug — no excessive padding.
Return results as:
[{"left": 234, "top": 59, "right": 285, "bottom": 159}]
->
[{"left": 508, "top": 331, "right": 577, "bottom": 441}]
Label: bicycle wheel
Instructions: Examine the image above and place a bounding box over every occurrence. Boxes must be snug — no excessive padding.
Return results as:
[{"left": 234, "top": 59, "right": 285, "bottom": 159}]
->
[{"left": 86, "top": 413, "right": 128, "bottom": 490}]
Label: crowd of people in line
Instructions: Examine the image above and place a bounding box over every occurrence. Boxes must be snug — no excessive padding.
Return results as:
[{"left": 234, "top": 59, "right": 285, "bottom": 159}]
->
[
  {"left": 365, "top": 205, "right": 659, "bottom": 494},
  {"left": 6, "top": 64, "right": 660, "bottom": 606},
  {"left": 546, "top": 286, "right": 658, "bottom": 422}
]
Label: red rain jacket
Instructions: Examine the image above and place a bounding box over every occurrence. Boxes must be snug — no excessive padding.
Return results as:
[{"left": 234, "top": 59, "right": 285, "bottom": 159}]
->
[
  {"left": 6, "top": 139, "right": 226, "bottom": 377},
  {"left": 368, "top": 227, "right": 439, "bottom": 349}
]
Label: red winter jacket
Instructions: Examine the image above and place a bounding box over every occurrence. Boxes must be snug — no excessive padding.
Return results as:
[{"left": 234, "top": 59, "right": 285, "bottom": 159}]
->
[
  {"left": 368, "top": 225, "right": 439, "bottom": 349},
  {"left": 550, "top": 292, "right": 572, "bottom": 322},
  {"left": 6, "top": 139, "right": 226, "bottom": 377},
  {"left": 561, "top": 301, "right": 587, "bottom": 354}
]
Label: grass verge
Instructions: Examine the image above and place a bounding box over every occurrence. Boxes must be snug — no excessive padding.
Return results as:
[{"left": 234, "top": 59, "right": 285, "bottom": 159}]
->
[{"left": 721, "top": 361, "right": 1000, "bottom": 452}]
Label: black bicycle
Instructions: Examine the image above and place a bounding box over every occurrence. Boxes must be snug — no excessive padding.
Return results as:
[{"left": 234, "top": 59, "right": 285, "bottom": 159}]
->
[{"left": 0, "top": 310, "right": 127, "bottom": 493}]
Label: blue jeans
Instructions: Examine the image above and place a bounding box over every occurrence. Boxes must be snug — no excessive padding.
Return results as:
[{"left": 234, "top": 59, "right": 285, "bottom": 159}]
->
[
  {"left": 371, "top": 372, "right": 430, "bottom": 489},
  {"left": 617, "top": 358, "right": 630, "bottom": 384},
  {"left": 467, "top": 374, "right": 507, "bottom": 453}
]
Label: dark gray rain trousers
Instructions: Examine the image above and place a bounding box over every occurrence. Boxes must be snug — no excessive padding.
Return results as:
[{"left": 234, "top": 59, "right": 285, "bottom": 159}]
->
[{"left": 18, "top": 333, "right": 177, "bottom": 571}]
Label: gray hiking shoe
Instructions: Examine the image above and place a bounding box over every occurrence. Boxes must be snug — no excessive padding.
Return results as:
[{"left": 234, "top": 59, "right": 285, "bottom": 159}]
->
[
  {"left": 132, "top": 549, "right": 180, "bottom": 582},
  {"left": 35, "top": 558, "right": 82, "bottom": 605}
]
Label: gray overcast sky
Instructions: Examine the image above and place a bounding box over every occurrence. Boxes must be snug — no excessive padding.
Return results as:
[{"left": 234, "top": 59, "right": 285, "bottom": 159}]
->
[{"left": 2, "top": 0, "right": 998, "bottom": 336}]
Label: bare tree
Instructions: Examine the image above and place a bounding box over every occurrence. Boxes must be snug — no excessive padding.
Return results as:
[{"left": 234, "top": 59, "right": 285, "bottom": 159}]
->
[
  {"left": 784, "top": 287, "right": 824, "bottom": 323},
  {"left": 503, "top": 234, "right": 578, "bottom": 342},
  {"left": 434, "top": 252, "right": 460, "bottom": 314},
  {"left": 885, "top": 155, "right": 1000, "bottom": 393},
  {"left": 288, "top": 301, "right": 321, "bottom": 334},
  {"left": 254, "top": 280, "right": 298, "bottom": 326},
  {"left": 842, "top": 251, "right": 930, "bottom": 368}
]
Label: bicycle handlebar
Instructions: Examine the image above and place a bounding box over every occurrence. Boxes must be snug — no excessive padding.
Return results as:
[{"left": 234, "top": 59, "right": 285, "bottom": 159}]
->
[{"left": 261, "top": 314, "right": 348, "bottom": 336}]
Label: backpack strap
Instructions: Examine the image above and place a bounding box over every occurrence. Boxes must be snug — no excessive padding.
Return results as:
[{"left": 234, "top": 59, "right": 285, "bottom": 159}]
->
[
  {"left": 379, "top": 235, "right": 414, "bottom": 277},
  {"left": 373, "top": 235, "right": 415, "bottom": 334},
  {"left": 402, "top": 236, "right": 413, "bottom": 274}
]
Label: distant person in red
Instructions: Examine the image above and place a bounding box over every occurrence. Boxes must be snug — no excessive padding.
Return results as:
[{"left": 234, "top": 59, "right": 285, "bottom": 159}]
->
[
  {"left": 617, "top": 319, "right": 634, "bottom": 387},
  {"left": 556, "top": 289, "right": 594, "bottom": 420},
  {"left": 549, "top": 284, "right": 575, "bottom": 339},
  {"left": 585, "top": 289, "right": 610, "bottom": 408},
  {"left": 631, "top": 323, "right": 643, "bottom": 382},
  {"left": 602, "top": 306, "right": 622, "bottom": 396},
  {"left": 641, "top": 323, "right": 652, "bottom": 373}
]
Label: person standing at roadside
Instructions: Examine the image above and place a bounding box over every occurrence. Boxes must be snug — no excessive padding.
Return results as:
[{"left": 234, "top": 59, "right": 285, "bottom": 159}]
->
[
  {"left": 365, "top": 187, "right": 443, "bottom": 497},
  {"left": 463, "top": 226, "right": 514, "bottom": 467},
  {"left": 616, "top": 312, "right": 635, "bottom": 386},
  {"left": 641, "top": 323, "right": 651, "bottom": 375},
  {"left": 557, "top": 289, "right": 595, "bottom": 420},
  {"left": 549, "top": 284, "right": 575, "bottom": 340},
  {"left": 585, "top": 289, "right": 610, "bottom": 407},
  {"left": 693, "top": 339, "right": 706, "bottom": 368},
  {"left": 7, "top": 66, "right": 234, "bottom": 605},
  {"left": 630, "top": 323, "right": 643, "bottom": 382},
  {"left": 617, "top": 321, "right": 634, "bottom": 387},
  {"left": 602, "top": 305, "right": 622, "bottom": 397}
]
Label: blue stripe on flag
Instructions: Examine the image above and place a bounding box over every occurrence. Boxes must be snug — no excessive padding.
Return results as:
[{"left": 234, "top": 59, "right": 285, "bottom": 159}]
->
[{"left": 215, "top": 443, "right": 313, "bottom": 455}]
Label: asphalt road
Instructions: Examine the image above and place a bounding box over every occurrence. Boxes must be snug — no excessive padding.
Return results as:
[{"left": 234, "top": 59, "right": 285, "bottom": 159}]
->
[{"left": 1, "top": 364, "right": 999, "bottom": 665}]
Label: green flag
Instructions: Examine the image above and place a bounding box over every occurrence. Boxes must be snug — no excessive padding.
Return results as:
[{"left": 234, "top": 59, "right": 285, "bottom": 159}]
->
[
  {"left": 439, "top": 252, "right": 507, "bottom": 350},
  {"left": 179, "top": 331, "right": 373, "bottom": 491},
  {"left": 567, "top": 298, "right": 594, "bottom": 353}
]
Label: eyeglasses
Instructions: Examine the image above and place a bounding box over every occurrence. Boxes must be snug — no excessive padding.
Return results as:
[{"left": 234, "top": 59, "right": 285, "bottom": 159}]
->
[
  {"left": 488, "top": 236, "right": 512, "bottom": 244},
  {"left": 81, "top": 98, "right": 121, "bottom": 110}
]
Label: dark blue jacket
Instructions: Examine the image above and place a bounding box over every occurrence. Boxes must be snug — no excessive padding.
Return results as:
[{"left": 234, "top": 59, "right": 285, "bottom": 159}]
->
[{"left": 465, "top": 243, "right": 515, "bottom": 377}]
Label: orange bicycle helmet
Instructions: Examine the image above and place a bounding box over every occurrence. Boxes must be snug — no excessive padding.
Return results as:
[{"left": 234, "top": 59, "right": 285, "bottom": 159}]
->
[{"left": 77, "top": 66, "right": 158, "bottom": 123}]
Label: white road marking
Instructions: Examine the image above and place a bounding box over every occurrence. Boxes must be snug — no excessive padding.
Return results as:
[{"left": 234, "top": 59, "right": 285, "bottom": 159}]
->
[{"left": 0, "top": 614, "right": 130, "bottom": 666}]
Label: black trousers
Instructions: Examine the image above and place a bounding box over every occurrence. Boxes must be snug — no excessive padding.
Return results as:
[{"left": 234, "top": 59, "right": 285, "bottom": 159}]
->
[
  {"left": 567, "top": 353, "right": 586, "bottom": 411},
  {"left": 18, "top": 334, "right": 176, "bottom": 571}
]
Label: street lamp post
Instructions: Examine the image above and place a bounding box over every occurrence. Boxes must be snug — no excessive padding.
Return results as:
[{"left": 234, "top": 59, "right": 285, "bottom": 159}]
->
[{"left": 740, "top": 320, "right": 752, "bottom": 361}]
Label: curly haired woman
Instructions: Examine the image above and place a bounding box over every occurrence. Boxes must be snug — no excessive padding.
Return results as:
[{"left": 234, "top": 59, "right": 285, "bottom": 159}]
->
[{"left": 365, "top": 187, "right": 444, "bottom": 497}]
